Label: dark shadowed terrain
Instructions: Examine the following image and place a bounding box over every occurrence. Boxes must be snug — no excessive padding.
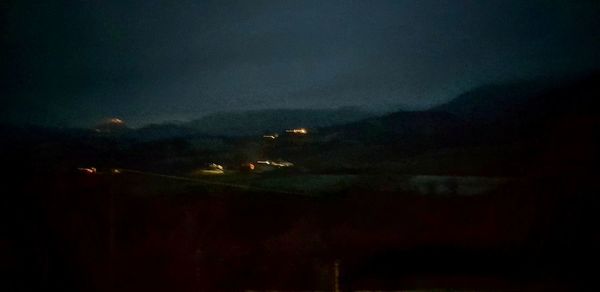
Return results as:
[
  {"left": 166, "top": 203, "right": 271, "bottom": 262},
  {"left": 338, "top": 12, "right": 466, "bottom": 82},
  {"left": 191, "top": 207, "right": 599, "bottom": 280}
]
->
[{"left": 2, "top": 73, "right": 600, "bottom": 291}]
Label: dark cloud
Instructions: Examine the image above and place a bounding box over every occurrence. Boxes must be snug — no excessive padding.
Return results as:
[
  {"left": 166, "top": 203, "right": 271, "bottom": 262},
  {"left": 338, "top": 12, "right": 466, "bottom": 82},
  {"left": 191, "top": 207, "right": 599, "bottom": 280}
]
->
[{"left": 2, "top": 0, "right": 599, "bottom": 127}]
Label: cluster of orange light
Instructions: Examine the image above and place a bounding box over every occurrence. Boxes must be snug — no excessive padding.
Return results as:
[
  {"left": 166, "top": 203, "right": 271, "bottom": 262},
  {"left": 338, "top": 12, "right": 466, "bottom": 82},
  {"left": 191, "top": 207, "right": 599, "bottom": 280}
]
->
[
  {"left": 109, "top": 118, "right": 124, "bottom": 124},
  {"left": 285, "top": 128, "right": 308, "bottom": 134},
  {"left": 77, "top": 167, "right": 97, "bottom": 174}
]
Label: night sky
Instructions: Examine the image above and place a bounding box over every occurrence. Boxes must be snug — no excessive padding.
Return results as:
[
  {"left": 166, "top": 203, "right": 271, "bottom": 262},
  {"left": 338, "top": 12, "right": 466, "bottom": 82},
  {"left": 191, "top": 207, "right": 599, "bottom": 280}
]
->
[{"left": 2, "top": 0, "right": 599, "bottom": 127}]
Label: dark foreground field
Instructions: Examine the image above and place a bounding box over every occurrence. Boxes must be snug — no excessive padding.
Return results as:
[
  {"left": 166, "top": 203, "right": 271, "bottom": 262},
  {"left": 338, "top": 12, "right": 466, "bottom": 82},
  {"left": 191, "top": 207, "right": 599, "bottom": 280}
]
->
[{"left": 3, "top": 170, "right": 598, "bottom": 291}]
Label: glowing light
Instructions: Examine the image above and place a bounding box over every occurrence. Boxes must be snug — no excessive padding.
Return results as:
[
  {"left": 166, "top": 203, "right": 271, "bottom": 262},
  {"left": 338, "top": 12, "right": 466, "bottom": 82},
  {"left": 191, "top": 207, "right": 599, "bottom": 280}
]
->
[
  {"left": 109, "top": 118, "right": 124, "bottom": 124},
  {"left": 285, "top": 128, "right": 308, "bottom": 134},
  {"left": 255, "top": 160, "right": 294, "bottom": 167},
  {"left": 77, "top": 167, "right": 97, "bottom": 174},
  {"left": 263, "top": 134, "right": 278, "bottom": 139},
  {"left": 205, "top": 163, "right": 224, "bottom": 171},
  {"left": 194, "top": 163, "right": 225, "bottom": 175},
  {"left": 271, "top": 161, "right": 294, "bottom": 167}
]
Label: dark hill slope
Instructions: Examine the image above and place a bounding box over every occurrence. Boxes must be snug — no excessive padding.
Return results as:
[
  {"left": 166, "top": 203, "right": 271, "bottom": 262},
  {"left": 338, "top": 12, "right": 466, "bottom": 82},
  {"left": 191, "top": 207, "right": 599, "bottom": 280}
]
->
[
  {"left": 432, "top": 72, "right": 600, "bottom": 139},
  {"left": 274, "top": 73, "right": 600, "bottom": 174},
  {"left": 186, "top": 107, "right": 372, "bottom": 136}
]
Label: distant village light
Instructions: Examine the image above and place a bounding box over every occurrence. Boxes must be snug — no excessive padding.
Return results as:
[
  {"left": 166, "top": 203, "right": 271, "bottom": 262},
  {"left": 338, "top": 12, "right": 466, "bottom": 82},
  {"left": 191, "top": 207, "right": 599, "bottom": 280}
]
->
[
  {"left": 195, "top": 163, "right": 225, "bottom": 175},
  {"left": 263, "top": 133, "right": 279, "bottom": 139},
  {"left": 285, "top": 128, "right": 308, "bottom": 134},
  {"left": 109, "top": 118, "right": 124, "bottom": 124},
  {"left": 77, "top": 167, "right": 97, "bottom": 174},
  {"left": 94, "top": 117, "right": 126, "bottom": 134}
]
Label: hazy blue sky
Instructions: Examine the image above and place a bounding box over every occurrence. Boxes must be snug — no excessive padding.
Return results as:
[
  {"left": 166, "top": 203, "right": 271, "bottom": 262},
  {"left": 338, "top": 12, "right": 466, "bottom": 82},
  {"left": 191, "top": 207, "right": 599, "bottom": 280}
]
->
[{"left": 2, "top": 0, "right": 599, "bottom": 127}]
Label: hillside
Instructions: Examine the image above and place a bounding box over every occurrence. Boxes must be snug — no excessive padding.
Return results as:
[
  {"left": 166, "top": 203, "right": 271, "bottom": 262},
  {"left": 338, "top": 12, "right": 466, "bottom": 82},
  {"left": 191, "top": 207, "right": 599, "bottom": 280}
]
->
[
  {"left": 433, "top": 72, "right": 600, "bottom": 128},
  {"left": 270, "top": 73, "right": 600, "bottom": 175},
  {"left": 185, "top": 107, "right": 373, "bottom": 136},
  {"left": 3, "top": 73, "right": 598, "bottom": 177}
]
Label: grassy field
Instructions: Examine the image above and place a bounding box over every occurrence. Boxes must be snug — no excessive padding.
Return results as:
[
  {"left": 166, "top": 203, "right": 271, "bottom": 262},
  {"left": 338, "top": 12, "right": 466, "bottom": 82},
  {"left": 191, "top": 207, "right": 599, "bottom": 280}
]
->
[
  {"left": 184, "top": 171, "right": 513, "bottom": 196},
  {"left": 4, "top": 170, "right": 597, "bottom": 291}
]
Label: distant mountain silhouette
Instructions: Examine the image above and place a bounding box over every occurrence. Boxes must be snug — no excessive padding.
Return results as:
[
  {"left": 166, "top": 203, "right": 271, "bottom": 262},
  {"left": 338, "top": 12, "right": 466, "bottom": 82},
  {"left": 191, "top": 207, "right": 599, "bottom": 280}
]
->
[
  {"left": 275, "top": 72, "right": 600, "bottom": 174},
  {"left": 329, "top": 71, "right": 600, "bottom": 145},
  {"left": 119, "top": 72, "right": 600, "bottom": 143},
  {"left": 320, "top": 111, "right": 466, "bottom": 148},
  {"left": 185, "top": 107, "right": 373, "bottom": 136},
  {"left": 123, "top": 123, "right": 200, "bottom": 141},
  {"left": 3, "top": 72, "right": 598, "bottom": 176},
  {"left": 433, "top": 72, "right": 600, "bottom": 130}
]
